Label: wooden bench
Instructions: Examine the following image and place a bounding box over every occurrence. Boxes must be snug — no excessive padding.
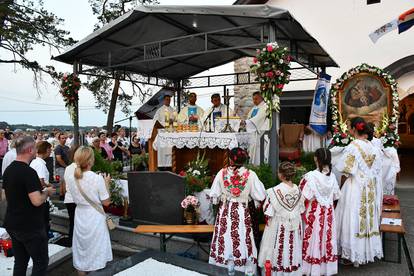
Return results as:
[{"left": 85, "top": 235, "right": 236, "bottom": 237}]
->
[
  {"left": 380, "top": 196, "right": 414, "bottom": 275},
  {"left": 135, "top": 224, "right": 265, "bottom": 253}
]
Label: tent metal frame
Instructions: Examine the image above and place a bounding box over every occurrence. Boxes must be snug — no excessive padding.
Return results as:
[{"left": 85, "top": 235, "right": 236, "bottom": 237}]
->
[{"left": 68, "top": 12, "right": 333, "bottom": 177}]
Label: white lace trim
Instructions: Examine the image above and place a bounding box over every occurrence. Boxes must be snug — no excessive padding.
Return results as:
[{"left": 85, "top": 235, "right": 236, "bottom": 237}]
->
[
  {"left": 153, "top": 131, "right": 255, "bottom": 150},
  {"left": 339, "top": 246, "right": 383, "bottom": 264}
]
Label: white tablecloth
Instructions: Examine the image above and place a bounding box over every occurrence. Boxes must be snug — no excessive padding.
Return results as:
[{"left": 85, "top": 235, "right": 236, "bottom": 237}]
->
[{"left": 153, "top": 131, "right": 255, "bottom": 150}]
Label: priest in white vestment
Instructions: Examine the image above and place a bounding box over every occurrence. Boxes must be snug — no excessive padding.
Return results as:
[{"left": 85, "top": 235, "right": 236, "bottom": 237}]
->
[
  {"left": 202, "top": 93, "right": 234, "bottom": 132},
  {"left": 153, "top": 94, "right": 175, "bottom": 168},
  {"left": 178, "top": 92, "right": 205, "bottom": 128},
  {"left": 244, "top": 92, "right": 270, "bottom": 165}
]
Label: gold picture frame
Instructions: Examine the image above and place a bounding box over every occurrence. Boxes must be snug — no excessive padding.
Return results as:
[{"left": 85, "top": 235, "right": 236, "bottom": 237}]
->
[{"left": 337, "top": 72, "right": 392, "bottom": 127}]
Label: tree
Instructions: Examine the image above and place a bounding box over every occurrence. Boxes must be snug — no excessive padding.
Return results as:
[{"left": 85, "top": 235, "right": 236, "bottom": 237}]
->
[
  {"left": 87, "top": 0, "right": 158, "bottom": 135},
  {"left": 0, "top": 0, "right": 75, "bottom": 90}
]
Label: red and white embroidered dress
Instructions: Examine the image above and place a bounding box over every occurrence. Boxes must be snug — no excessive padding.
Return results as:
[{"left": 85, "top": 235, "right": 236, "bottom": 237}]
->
[
  {"left": 300, "top": 169, "right": 341, "bottom": 276},
  {"left": 258, "top": 183, "right": 305, "bottom": 276},
  {"left": 209, "top": 167, "right": 266, "bottom": 273}
]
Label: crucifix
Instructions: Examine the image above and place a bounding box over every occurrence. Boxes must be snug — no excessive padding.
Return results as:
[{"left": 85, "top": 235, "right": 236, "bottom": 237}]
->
[{"left": 221, "top": 86, "right": 234, "bottom": 133}]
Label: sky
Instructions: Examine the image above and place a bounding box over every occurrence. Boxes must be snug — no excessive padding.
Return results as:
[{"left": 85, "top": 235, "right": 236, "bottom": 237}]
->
[{"left": 0, "top": 0, "right": 235, "bottom": 128}]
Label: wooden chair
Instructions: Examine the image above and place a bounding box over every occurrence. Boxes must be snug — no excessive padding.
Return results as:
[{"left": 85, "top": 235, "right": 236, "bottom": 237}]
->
[{"left": 279, "top": 123, "right": 304, "bottom": 161}]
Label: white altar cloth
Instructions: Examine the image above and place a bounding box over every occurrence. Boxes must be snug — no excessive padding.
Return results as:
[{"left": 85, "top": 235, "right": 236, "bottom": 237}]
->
[{"left": 153, "top": 131, "right": 255, "bottom": 150}]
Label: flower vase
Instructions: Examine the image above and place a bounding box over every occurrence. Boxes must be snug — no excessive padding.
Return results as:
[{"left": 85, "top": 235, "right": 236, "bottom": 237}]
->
[{"left": 184, "top": 209, "right": 196, "bottom": 225}]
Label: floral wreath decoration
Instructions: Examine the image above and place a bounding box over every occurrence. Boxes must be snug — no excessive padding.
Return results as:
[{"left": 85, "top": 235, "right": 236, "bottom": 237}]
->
[
  {"left": 330, "top": 63, "right": 400, "bottom": 148},
  {"left": 60, "top": 73, "right": 81, "bottom": 123},
  {"left": 250, "top": 42, "right": 292, "bottom": 121}
]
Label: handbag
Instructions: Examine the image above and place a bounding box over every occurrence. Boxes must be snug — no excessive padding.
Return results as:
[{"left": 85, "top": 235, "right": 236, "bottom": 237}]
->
[{"left": 75, "top": 178, "right": 116, "bottom": 231}]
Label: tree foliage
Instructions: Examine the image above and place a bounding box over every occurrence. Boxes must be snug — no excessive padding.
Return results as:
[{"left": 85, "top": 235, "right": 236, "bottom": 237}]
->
[
  {"left": 86, "top": 0, "right": 158, "bottom": 134},
  {"left": 0, "top": 0, "right": 75, "bottom": 90}
]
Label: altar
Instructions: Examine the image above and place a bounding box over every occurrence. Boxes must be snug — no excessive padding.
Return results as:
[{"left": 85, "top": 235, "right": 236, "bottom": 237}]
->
[{"left": 153, "top": 130, "right": 255, "bottom": 175}]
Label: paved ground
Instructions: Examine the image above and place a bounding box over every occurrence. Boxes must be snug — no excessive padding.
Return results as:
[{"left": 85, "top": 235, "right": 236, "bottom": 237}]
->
[{"left": 4, "top": 149, "right": 414, "bottom": 275}]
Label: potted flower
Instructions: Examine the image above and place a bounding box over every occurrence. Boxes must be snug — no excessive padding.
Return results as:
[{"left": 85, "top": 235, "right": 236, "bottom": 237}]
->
[
  {"left": 180, "top": 151, "right": 212, "bottom": 195},
  {"left": 181, "top": 195, "right": 200, "bottom": 225}
]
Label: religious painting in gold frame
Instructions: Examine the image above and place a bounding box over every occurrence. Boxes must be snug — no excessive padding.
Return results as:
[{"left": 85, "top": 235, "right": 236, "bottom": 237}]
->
[{"left": 336, "top": 72, "right": 392, "bottom": 127}]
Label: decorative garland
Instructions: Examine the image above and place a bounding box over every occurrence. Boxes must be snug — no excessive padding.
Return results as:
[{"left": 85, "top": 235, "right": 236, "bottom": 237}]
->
[
  {"left": 250, "top": 42, "right": 291, "bottom": 119},
  {"left": 330, "top": 63, "right": 399, "bottom": 148},
  {"left": 60, "top": 73, "right": 81, "bottom": 123}
]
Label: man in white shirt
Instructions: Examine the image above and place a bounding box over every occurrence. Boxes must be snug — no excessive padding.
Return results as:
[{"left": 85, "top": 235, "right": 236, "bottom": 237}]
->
[
  {"left": 178, "top": 92, "right": 204, "bottom": 126},
  {"left": 202, "top": 93, "right": 234, "bottom": 131},
  {"left": 30, "top": 141, "right": 52, "bottom": 187},
  {"left": 153, "top": 94, "right": 176, "bottom": 168},
  {"left": 30, "top": 141, "right": 53, "bottom": 237},
  {"left": 243, "top": 92, "right": 270, "bottom": 165}
]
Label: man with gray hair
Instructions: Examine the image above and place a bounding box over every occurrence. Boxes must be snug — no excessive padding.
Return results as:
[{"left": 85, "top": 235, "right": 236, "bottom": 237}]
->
[{"left": 2, "top": 136, "right": 55, "bottom": 276}]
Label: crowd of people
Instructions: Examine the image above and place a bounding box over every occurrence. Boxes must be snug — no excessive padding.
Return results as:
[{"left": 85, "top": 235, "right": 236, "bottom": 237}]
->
[
  {"left": 0, "top": 113, "right": 398, "bottom": 275},
  {"left": 0, "top": 126, "right": 147, "bottom": 276},
  {"left": 208, "top": 116, "right": 388, "bottom": 276}
]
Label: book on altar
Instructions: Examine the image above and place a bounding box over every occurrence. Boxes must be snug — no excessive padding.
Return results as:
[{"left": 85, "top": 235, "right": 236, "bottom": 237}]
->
[
  {"left": 214, "top": 116, "right": 241, "bottom": 132},
  {"left": 381, "top": 218, "right": 402, "bottom": 226}
]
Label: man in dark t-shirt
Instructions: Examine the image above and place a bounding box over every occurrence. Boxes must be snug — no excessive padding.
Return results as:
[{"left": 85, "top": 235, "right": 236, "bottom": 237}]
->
[
  {"left": 2, "top": 136, "right": 55, "bottom": 276},
  {"left": 55, "top": 132, "right": 69, "bottom": 200}
]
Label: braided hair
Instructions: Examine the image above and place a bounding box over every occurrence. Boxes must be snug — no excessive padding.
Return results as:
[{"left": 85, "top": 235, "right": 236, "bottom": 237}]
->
[
  {"left": 229, "top": 147, "right": 249, "bottom": 168},
  {"left": 314, "top": 148, "right": 332, "bottom": 176},
  {"left": 350, "top": 117, "right": 369, "bottom": 137},
  {"left": 278, "top": 161, "right": 296, "bottom": 181}
]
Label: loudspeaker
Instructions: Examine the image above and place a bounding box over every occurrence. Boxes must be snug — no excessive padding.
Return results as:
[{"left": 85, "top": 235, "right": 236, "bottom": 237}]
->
[{"left": 127, "top": 171, "right": 185, "bottom": 225}]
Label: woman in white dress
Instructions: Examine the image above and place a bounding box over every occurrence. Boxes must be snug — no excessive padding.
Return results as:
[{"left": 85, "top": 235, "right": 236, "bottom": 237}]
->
[
  {"left": 335, "top": 117, "right": 383, "bottom": 266},
  {"left": 258, "top": 161, "right": 305, "bottom": 276},
  {"left": 209, "top": 148, "right": 266, "bottom": 273},
  {"left": 300, "top": 148, "right": 341, "bottom": 276},
  {"left": 67, "top": 146, "right": 113, "bottom": 275}
]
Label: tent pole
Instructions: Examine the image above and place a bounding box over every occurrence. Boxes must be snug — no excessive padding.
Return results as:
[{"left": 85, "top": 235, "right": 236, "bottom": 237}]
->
[
  {"left": 269, "top": 23, "right": 279, "bottom": 178},
  {"left": 73, "top": 61, "right": 80, "bottom": 147},
  {"left": 175, "top": 81, "right": 181, "bottom": 112}
]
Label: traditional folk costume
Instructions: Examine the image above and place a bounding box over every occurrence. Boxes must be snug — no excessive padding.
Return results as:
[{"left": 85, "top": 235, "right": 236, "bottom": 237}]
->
[
  {"left": 335, "top": 139, "right": 383, "bottom": 264},
  {"left": 258, "top": 183, "right": 305, "bottom": 276},
  {"left": 153, "top": 104, "right": 175, "bottom": 167},
  {"left": 372, "top": 137, "right": 400, "bottom": 195},
  {"left": 300, "top": 169, "right": 341, "bottom": 276},
  {"left": 246, "top": 101, "right": 270, "bottom": 165},
  {"left": 209, "top": 167, "right": 266, "bottom": 273}
]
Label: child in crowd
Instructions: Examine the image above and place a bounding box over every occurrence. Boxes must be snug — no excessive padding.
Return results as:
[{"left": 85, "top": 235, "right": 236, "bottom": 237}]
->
[
  {"left": 258, "top": 161, "right": 305, "bottom": 275},
  {"left": 300, "top": 148, "right": 341, "bottom": 276}
]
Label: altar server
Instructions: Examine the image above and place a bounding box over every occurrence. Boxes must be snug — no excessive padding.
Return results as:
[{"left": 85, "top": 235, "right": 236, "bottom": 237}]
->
[
  {"left": 335, "top": 117, "right": 383, "bottom": 266},
  {"left": 300, "top": 148, "right": 341, "bottom": 276},
  {"left": 258, "top": 161, "right": 305, "bottom": 275},
  {"left": 178, "top": 92, "right": 204, "bottom": 127},
  {"left": 244, "top": 92, "right": 270, "bottom": 165},
  {"left": 202, "top": 93, "right": 234, "bottom": 131},
  {"left": 153, "top": 94, "right": 175, "bottom": 168},
  {"left": 209, "top": 148, "right": 266, "bottom": 274}
]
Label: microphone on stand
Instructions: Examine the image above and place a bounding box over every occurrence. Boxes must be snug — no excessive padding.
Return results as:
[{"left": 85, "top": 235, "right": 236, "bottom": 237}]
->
[{"left": 203, "top": 105, "right": 215, "bottom": 132}]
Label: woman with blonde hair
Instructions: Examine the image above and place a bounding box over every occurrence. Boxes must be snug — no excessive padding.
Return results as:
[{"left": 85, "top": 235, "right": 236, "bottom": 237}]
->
[{"left": 66, "top": 146, "right": 112, "bottom": 276}]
